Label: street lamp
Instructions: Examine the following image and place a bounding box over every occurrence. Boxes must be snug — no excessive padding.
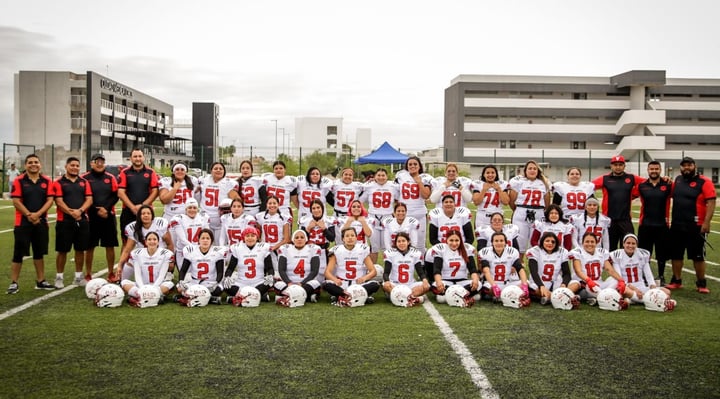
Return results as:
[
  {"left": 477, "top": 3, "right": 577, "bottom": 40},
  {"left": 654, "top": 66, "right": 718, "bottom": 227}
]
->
[
  {"left": 271, "top": 119, "right": 278, "bottom": 160},
  {"left": 279, "top": 128, "right": 285, "bottom": 156}
]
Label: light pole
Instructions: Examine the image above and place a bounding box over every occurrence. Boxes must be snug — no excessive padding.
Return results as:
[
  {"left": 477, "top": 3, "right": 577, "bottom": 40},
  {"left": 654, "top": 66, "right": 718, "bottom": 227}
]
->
[
  {"left": 271, "top": 119, "right": 278, "bottom": 160},
  {"left": 279, "top": 128, "right": 285, "bottom": 156}
]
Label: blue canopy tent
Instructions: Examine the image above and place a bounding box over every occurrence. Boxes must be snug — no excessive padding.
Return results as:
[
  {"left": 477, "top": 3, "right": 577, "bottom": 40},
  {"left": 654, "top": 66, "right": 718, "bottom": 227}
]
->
[{"left": 355, "top": 141, "right": 409, "bottom": 164}]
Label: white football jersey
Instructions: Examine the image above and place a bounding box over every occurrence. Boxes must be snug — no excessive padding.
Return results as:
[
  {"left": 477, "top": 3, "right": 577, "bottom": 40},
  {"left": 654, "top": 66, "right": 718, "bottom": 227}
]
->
[
  {"left": 298, "top": 215, "right": 337, "bottom": 248},
  {"left": 198, "top": 176, "right": 240, "bottom": 218},
  {"left": 159, "top": 175, "right": 200, "bottom": 219},
  {"left": 360, "top": 180, "right": 399, "bottom": 216},
  {"left": 182, "top": 244, "right": 227, "bottom": 282},
  {"left": 169, "top": 213, "right": 210, "bottom": 250},
  {"left": 277, "top": 243, "right": 323, "bottom": 283},
  {"left": 328, "top": 243, "right": 370, "bottom": 281},
  {"left": 255, "top": 211, "right": 290, "bottom": 246},
  {"left": 428, "top": 206, "right": 472, "bottom": 243},
  {"left": 508, "top": 176, "right": 548, "bottom": 208},
  {"left": 395, "top": 170, "right": 433, "bottom": 214},
  {"left": 551, "top": 181, "right": 596, "bottom": 217},
  {"left": 329, "top": 180, "right": 364, "bottom": 214},
  {"left": 238, "top": 176, "right": 264, "bottom": 213},
  {"left": 382, "top": 216, "right": 421, "bottom": 250},
  {"left": 611, "top": 248, "right": 654, "bottom": 286},
  {"left": 526, "top": 246, "right": 571, "bottom": 288},
  {"left": 129, "top": 247, "right": 174, "bottom": 286},
  {"left": 219, "top": 213, "right": 258, "bottom": 246},
  {"left": 569, "top": 247, "right": 610, "bottom": 281},
  {"left": 471, "top": 179, "right": 509, "bottom": 216},
  {"left": 383, "top": 247, "right": 424, "bottom": 285},
  {"left": 262, "top": 173, "right": 298, "bottom": 215},
  {"left": 571, "top": 213, "right": 611, "bottom": 250},
  {"left": 532, "top": 220, "right": 574, "bottom": 249},
  {"left": 430, "top": 176, "right": 473, "bottom": 207},
  {"left": 475, "top": 224, "right": 520, "bottom": 248},
  {"left": 427, "top": 243, "right": 477, "bottom": 280},
  {"left": 478, "top": 246, "right": 521, "bottom": 283},
  {"left": 228, "top": 242, "right": 273, "bottom": 286},
  {"left": 335, "top": 216, "right": 376, "bottom": 245},
  {"left": 296, "top": 175, "right": 332, "bottom": 219},
  {"left": 124, "top": 218, "right": 170, "bottom": 249}
]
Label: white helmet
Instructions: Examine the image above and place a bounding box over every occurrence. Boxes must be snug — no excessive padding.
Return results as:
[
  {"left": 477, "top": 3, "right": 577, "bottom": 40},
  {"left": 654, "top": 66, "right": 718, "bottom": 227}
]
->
[
  {"left": 501, "top": 285, "right": 530, "bottom": 309},
  {"left": 343, "top": 284, "right": 368, "bottom": 307},
  {"left": 643, "top": 288, "right": 677, "bottom": 312},
  {"left": 85, "top": 278, "right": 108, "bottom": 299},
  {"left": 277, "top": 285, "right": 307, "bottom": 308},
  {"left": 445, "top": 285, "right": 474, "bottom": 308},
  {"left": 390, "top": 285, "right": 413, "bottom": 307},
  {"left": 184, "top": 284, "right": 211, "bottom": 307},
  {"left": 597, "top": 288, "right": 629, "bottom": 311},
  {"left": 95, "top": 284, "right": 125, "bottom": 308},
  {"left": 551, "top": 287, "right": 580, "bottom": 310},
  {"left": 136, "top": 285, "right": 163, "bottom": 308},
  {"left": 232, "top": 286, "right": 261, "bottom": 308}
]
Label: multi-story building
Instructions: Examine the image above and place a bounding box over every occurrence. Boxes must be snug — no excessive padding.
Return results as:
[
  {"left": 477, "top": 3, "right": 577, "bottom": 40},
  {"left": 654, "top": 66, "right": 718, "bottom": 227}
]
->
[
  {"left": 294, "top": 117, "right": 344, "bottom": 157},
  {"left": 444, "top": 70, "right": 720, "bottom": 183},
  {"left": 14, "top": 71, "right": 191, "bottom": 173}
]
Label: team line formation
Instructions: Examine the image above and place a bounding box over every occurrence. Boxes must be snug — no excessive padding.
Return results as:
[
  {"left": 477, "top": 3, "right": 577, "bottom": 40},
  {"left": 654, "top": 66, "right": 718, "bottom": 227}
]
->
[{"left": 6, "top": 149, "right": 715, "bottom": 312}]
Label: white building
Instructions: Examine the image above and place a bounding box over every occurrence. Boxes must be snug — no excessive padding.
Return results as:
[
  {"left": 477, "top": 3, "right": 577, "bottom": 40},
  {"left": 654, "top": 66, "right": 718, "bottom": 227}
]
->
[
  {"left": 444, "top": 70, "right": 720, "bottom": 183},
  {"left": 294, "top": 117, "right": 344, "bottom": 157},
  {"left": 355, "top": 128, "right": 372, "bottom": 156}
]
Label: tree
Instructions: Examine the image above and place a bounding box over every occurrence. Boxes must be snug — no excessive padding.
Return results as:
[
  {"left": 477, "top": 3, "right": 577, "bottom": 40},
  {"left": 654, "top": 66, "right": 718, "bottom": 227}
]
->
[
  {"left": 219, "top": 145, "right": 235, "bottom": 163},
  {"left": 301, "top": 150, "right": 338, "bottom": 175}
]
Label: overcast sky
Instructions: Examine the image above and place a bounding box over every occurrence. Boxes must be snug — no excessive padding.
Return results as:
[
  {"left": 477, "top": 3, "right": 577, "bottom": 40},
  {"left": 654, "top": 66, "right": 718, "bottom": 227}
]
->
[{"left": 1, "top": 0, "right": 718, "bottom": 155}]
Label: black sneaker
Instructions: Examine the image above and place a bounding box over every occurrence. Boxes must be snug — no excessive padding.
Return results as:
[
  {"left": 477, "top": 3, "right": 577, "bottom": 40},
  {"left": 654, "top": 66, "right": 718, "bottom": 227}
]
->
[
  {"left": 330, "top": 296, "right": 338, "bottom": 305},
  {"left": 35, "top": 280, "right": 55, "bottom": 290},
  {"left": 209, "top": 296, "right": 222, "bottom": 305},
  {"left": 658, "top": 276, "right": 666, "bottom": 287},
  {"left": 365, "top": 296, "right": 375, "bottom": 305},
  {"left": 6, "top": 282, "right": 19, "bottom": 294}
]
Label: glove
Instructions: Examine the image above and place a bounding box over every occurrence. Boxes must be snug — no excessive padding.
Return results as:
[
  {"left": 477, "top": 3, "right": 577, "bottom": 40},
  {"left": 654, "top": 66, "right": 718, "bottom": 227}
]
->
[
  {"left": 617, "top": 280, "right": 626, "bottom": 295},
  {"left": 492, "top": 284, "right": 501, "bottom": 298},
  {"left": 176, "top": 280, "right": 188, "bottom": 292},
  {"left": 222, "top": 276, "right": 234, "bottom": 290},
  {"left": 520, "top": 283, "right": 529, "bottom": 297},
  {"left": 263, "top": 274, "right": 274, "bottom": 286},
  {"left": 586, "top": 279, "right": 599, "bottom": 294},
  {"left": 164, "top": 272, "right": 174, "bottom": 282}
]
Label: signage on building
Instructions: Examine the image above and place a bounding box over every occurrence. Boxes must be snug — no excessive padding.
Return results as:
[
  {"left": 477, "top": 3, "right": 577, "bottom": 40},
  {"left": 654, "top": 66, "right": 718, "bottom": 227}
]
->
[{"left": 100, "top": 78, "right": 134, "bottom": 98}]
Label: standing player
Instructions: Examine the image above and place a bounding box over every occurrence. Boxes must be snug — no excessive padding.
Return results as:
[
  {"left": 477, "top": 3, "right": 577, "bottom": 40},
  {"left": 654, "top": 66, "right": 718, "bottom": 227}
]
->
[
  {"left": 551, "top": 167, "right": 596, "bottom": 218},
  {"left": 429, "top": 163, "right": 473, "bottom": 208},
  {"left": 359, "top": 168, "right": 398, "bottom": 262},
  {"left": 117, "top": 148, "right": 159, "bottom": 243},
  {"left": 296, "top": 166, "right": 332, "bottom": 221},
  {"left": 666, "top": 157, "right": 716, "bottom": 293},
  {"left": 7, "top": 154, "right": 56, "bottom": 293},
  {"left": 259, "top": 160, "right": 297, "bottom": 220},
  {"left": 158, "top": 162, "right": 198, "bottom": 222},
  {"left": 328, "top": 167, "right": 363, "bottom": 217},
  {"left": 471, "top": 165, "right": 509, "bottom": 229},
  {"left": 508, "top": 160, "right": 551, "bottom": 257},
  {"left": 198, "top": 162, "right": 240, "bottom": 238},
  {"left": 53, "top": 157, "right": 93, "bottom": 288},
  {"left": 395, "top": 156, "right": 432, "bottom": 245},
  {"left": 428, "top": 194, "right": 474, "bottom": 246},
  {"left": 236, "top": 160, "right": 264, "bottom": 217},
  {"left": 592, "top": 155, "right": 645, "bottom": 250},
  {"left": 82, "top": 153, "right": 120, "bottom": 282},
  {"left": 634, "top": 160, "right": 672, "bottom": 286}
]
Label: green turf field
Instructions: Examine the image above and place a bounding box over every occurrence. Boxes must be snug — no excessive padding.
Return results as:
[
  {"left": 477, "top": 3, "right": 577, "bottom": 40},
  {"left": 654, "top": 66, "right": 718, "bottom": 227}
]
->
[{"left": 0, "top": 198, "right": 719, "bottom": 399}]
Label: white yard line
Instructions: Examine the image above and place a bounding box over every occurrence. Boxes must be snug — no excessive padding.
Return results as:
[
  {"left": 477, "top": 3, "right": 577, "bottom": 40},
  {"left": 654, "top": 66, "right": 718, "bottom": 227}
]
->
[
  {"left": 423, "top": 301, "right": 499, "bottom": 399},
  {"left": 0, "top": 269, "right": 108, "bottom": 322}
]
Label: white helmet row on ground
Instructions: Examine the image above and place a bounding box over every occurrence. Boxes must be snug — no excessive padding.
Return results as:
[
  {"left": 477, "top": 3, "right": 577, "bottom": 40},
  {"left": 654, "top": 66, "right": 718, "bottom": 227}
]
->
[
  {"left": 551, "top": 287, "right": 581, "bottom": 310},
  {"left": 183, "top": 284, "right": 211, "bottom": 307},
  {"left": 85, "top": 278, "right": 108, "bottom": 299},
  {"left": 232, "top": 286, "right": 262, "bottom": 307},
  {"left": 277, "top": 285, "right": 307, "bottom": 308},
  {"left": 95, "top": 284, "right": 125, "bottom": 308},
  {"left": 643, "top": 288, "right": 677, "bottom": 312},
  {"left": 445, "top": 285, "right": 475, "bottom": 308},
  {"left": 597, "top": 288, "right": 629, "bottom": 311},
  {"left": 501, "top": 285, "right": 530, "bottom": 309},
  {"left": 136, "top": 285, "right": 163, "bottom": 308}
]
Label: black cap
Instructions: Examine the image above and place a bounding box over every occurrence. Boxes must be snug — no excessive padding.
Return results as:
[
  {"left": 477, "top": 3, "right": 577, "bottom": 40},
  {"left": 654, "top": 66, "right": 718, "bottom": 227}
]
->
[
  {"left": 680, "top": 156, "right": 695, "bottom": 165},
  {"left": 91, "top": 153, "right": 105, "bottom": 161}
]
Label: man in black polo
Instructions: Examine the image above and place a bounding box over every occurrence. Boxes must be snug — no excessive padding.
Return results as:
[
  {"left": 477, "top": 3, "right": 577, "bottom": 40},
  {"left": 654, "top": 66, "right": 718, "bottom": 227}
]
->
[
  {"left": 117, "top": 148, "right": 159, "bottom": 243},
  {"left": 82, "top": 153, "right": 120, "bottom": 282},
  {"left": 592, "top": 155, "right": 645, "bottom": 250},
  {"left": 666, "top": 157, "right": 716, "bottom": 293},
  {"left": 7, "top": 154, "right": 55, "bottom": 294},
  {"left": 634, "top": 160, "right": 672, "bottom": 286},
  {"left": 53, "top": 156, "right": 93, "bottom": 288}
]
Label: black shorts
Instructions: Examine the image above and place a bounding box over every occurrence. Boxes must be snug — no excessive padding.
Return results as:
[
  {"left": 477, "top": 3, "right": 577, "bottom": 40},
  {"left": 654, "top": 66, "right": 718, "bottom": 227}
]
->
[
  {"left": 670, "top": 224, "right": 705, "bottom": 261},
  {"left": 88, "top": 215, "right": 119, "bottom": 248},
  {"left": 637, "top": 225, "right": 670, "bottom": 262},
  {"left": 55, "top": 220, "right": 91, "bottom": 252},
  {"left": 120, "top": 208, "right": 136, "bottom": 241},
  {"left": 13, "top": 224, "right": 49, "bottom": 262}
]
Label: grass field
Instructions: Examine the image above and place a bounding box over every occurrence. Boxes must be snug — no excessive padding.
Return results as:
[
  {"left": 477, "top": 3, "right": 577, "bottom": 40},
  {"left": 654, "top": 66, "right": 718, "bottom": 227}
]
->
[{"left": 1, "top": 198, "right": 719, "bottom": 399}]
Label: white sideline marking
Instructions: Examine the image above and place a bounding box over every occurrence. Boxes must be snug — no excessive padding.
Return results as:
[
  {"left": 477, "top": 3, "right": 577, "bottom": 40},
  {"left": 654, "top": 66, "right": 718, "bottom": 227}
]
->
[
  {"left": 0, "top": 269, "right": 108, "bottom": 322},
  {"left": 423, "top": 301, "right": 499, "bottom": 399},
  {"left": 682, "top": 268, "right": 720, "bottom": 283}
]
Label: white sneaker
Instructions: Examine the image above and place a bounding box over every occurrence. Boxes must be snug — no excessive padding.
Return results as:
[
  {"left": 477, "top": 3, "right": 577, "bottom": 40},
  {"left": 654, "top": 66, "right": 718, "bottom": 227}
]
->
[{"left": 54, "top": 275, "right": 64, "bottom": 289}]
